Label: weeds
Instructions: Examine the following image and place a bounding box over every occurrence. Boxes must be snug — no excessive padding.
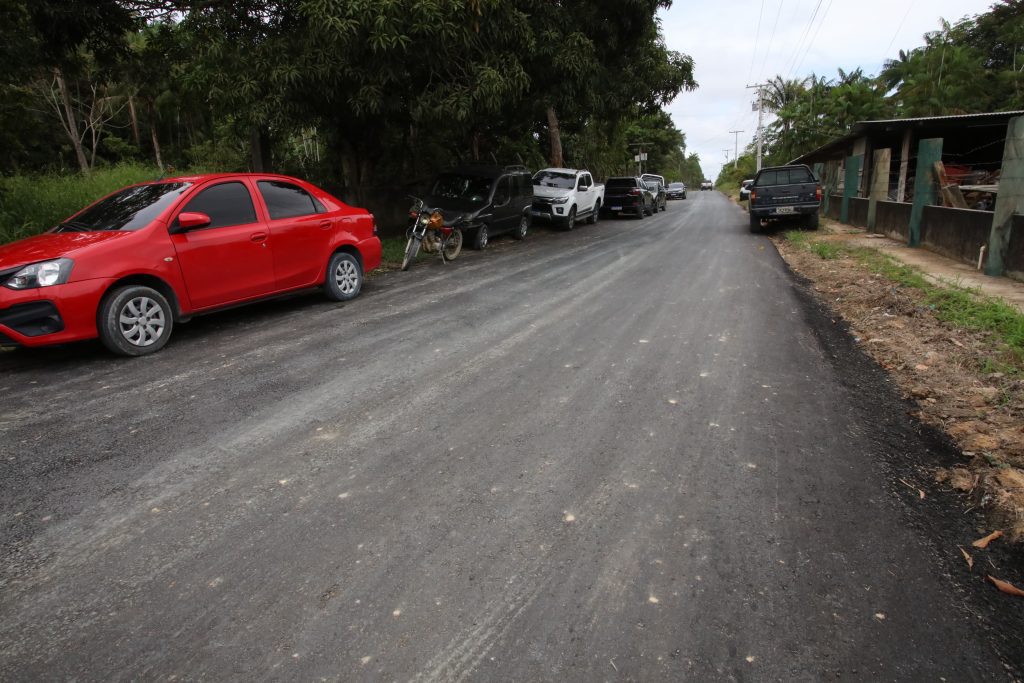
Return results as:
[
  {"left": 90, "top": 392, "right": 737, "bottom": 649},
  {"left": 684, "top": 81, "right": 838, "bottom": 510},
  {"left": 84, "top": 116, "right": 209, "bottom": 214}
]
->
[
  {"left": 380, "top": 237, "right": 413, "bottom": 264},
  {"left": 785, "top": 231, "right": 1024, "bottom": 369},
  {"left": 0, "top": 164, "right": 164, "bottom": 244}
]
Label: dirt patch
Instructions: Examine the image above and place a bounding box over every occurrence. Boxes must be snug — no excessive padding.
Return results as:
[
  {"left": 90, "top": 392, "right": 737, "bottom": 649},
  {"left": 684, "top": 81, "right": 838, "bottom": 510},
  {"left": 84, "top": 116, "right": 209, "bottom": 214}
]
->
[{"left": 773, "top": 225, "right": 1024, "bottom": 542}]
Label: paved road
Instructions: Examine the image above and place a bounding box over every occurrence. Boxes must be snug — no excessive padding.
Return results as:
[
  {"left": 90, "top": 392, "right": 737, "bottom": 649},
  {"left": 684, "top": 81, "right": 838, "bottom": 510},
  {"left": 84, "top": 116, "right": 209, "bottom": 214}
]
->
[{"left": 0, "top": 192, "right": 1015, "bottom": 680}]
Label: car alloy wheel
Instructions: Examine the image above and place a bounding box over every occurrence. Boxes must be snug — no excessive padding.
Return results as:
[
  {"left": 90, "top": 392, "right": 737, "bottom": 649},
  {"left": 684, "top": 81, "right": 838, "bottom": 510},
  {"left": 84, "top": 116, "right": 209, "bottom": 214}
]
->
[
  {"left": 474, "top": 225, "right": 489, "bottom": 250},
  {"left": 325, "top": 252, "right": 363, "bottom": 300},
  {"left": 334, "top": 258, "right": 360, "bottom": 295},
  {"left": 99, "top": 285, "right": 174, "bottom": 356},
  {"left": 514, "top": 215, "right": 528, "bottom": 240},
  {"left": 119, "top": 295, "right": 166, "bottom": 347}
]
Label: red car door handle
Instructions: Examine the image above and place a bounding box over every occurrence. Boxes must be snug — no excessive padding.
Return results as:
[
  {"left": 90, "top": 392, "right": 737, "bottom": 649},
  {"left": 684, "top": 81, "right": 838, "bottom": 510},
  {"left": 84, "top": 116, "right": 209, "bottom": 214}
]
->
[
  {"left": 319, "top": 219, "right": 332, "bottom": 230},
  {"left": 250, "top": 232, "right": 267, "bottom": 242}
]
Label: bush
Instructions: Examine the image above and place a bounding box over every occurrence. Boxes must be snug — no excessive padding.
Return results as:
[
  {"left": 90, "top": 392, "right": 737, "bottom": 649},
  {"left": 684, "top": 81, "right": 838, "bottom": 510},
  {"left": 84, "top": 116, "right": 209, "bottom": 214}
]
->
[{"left": 0, "top": 163, "right": 164, "bottom": 244}]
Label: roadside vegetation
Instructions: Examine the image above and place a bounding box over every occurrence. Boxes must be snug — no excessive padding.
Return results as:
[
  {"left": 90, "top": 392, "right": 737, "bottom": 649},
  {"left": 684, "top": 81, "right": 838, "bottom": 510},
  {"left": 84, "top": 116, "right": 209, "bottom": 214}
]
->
[
  {"left": 784, "top": 230, "right": 1024, "bottom": 372},
  {"left": 0, "top": 1, "right": 705, "bottom": 244},
  {"left": 0, "top": 163, "right": 163, "bottom": 244}
]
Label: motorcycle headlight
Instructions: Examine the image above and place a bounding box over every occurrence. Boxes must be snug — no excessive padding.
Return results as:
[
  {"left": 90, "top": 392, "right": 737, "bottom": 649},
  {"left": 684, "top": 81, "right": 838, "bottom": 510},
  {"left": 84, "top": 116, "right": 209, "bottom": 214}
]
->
[
  {"left": 4, "top": 258, "right": 74, "bottom": 290},
  {"left": 420, "top": 215, "right": 430, "bottom": 225},
  {"left": 551, "top": 196, "right": 570, "bottom": 205}
]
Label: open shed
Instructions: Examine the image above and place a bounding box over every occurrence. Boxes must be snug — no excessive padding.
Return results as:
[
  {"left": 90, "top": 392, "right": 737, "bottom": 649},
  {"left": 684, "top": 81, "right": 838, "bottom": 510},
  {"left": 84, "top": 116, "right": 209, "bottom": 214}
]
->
[{"left": 790, "top": 111, "right": 1024, "bottom": 280}]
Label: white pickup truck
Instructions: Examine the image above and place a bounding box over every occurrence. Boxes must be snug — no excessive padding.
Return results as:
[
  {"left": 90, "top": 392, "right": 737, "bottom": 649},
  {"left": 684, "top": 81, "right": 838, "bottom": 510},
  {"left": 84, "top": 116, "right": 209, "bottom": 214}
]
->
[{"left": 530, "top": 168, "right": 605, "bottom": 230}]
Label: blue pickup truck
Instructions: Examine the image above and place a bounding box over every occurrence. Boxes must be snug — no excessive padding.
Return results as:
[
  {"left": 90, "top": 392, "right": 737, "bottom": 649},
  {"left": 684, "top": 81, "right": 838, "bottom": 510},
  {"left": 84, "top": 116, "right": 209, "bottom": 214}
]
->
[{"left": 748, "top": 164, "right": 822, "bottom": 232}]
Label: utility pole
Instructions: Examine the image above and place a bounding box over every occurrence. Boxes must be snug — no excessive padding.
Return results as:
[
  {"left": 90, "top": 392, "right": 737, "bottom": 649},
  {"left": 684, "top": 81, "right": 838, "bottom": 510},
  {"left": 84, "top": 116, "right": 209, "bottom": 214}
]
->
[
  {"left": 628, "top": 141, "right": 651, "bottom": 176},
  {"left": 729, "top": 130, "right": 744, "bottom": 169},
  {"left": 746, "top": 84, "right": 765, "bottom": 172},
  {"left": 722, "top": 149, "right": 731, "bottom": 165}
]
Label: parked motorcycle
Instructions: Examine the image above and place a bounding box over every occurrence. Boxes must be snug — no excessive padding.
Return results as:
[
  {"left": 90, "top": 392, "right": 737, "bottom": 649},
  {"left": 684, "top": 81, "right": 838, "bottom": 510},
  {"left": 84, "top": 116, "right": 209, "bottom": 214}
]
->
[{"left": 402, "top": 196, "right": 464, "bottom": 271}]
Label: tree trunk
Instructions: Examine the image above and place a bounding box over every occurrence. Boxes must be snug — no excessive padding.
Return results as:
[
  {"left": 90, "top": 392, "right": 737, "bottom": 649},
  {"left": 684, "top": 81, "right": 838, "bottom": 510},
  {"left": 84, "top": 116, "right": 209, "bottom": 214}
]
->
[
  {"left": 147, "top": 101, "right": 163, "bottom": 170},
  {"left": 546, "top": 106, "right": 563, "bottom": 168},
  {"left": 250, "top": 126, "right": 271, "bottom": 172},
  {"left": 127, "top": 94, "right": 141, "bottom": 146},
  {"left": 55, "top": 67, "right": 90, "bottom": 172},
  {"left": 471, "top": 131, "right": 480, "bottom": 161}
]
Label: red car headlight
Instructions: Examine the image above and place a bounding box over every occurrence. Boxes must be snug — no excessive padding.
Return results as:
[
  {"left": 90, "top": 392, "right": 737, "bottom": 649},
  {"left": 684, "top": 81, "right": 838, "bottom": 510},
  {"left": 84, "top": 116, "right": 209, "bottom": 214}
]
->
[{"left": 4, "top": 258, "right": 74, "bottom": 290}]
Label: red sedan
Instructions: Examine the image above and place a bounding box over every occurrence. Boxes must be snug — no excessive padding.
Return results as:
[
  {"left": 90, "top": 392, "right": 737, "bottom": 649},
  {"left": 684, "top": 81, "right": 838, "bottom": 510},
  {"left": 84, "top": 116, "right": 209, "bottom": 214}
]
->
[{"left": 0, "top": 173, "right": 382, "bottom": 356}]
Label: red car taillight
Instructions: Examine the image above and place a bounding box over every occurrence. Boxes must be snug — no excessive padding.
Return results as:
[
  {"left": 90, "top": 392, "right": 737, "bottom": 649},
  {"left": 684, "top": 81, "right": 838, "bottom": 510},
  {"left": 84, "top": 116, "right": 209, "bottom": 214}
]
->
[
  {"left": 629, "top": 188, "right": 642, "bottom": 196},
  {"left": 815, "top": 185, "right": 822, "bottom": 201},
  {"left": 750, "top": 191, "right": 757, "bottom": 202}
]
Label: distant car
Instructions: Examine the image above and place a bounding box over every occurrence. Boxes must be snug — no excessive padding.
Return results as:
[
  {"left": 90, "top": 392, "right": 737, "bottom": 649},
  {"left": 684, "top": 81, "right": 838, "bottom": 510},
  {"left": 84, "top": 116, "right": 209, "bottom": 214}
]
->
[
  {"left": 739, "top": 179, "right": 754, "bottom": 200},
  {"left": 602, "top": 177, "right": 654, "bottom": 218},
  {"left": 701, "top": 180, "right": 713, "bottom": 191},
  {"left": 0, "top": 173, "right": 382, "bottom": 355},
  {"left": 641, "top": 173, "right": 667, "bottom": 212},
  {"left": 423, "top": 165, "right": 533, "bottom": 249},
  {"left": 666, "top": 182, "right": 687, "bottom": 200}
]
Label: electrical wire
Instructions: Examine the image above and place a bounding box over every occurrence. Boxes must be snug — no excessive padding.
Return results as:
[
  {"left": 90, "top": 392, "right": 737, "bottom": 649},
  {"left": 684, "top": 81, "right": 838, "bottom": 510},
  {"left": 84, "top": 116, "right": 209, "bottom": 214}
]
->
[
  {"left": 748, "top": 0, "right": 768, "bottom": 84},
  {"left": 792, "top": 0, "right": 834, "bottom": 77},
  {"left": 882, "top": 0, "right": 918, "bottom": 62},
  {"left": 757, "top": 0, "right": 785, "bottom": 82},
  {"left": 784, "top": 0, "right": 824, "bottom": 78}
]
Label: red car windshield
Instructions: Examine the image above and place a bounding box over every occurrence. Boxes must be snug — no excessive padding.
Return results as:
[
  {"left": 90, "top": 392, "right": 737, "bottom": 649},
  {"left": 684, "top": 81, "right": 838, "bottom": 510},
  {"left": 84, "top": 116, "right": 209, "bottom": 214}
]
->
[{"left": 56, "top": 182, "right": 192, "bottom": 232}]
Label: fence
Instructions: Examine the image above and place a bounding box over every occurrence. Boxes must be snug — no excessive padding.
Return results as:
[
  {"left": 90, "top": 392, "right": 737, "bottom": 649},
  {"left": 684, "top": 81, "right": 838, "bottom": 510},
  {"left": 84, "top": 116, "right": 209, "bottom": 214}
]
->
[{"left": 826, "top": 193, "right": 1024, "bottom": 280}]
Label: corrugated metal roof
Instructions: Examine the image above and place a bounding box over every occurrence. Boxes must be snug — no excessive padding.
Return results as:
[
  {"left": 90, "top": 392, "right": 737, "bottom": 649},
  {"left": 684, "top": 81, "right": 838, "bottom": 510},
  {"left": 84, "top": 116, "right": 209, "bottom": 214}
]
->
[
  {"left": 856, "top": 111, "right": 1024, "bottom": 126},
  {"left": 791, "top": 110, "right": 1024, "bottom": 164}
]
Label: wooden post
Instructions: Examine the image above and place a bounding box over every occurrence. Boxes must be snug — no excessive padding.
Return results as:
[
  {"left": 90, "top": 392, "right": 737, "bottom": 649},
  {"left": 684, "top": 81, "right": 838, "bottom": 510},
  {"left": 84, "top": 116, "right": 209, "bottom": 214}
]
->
[
  {"left": 908, "top": 138, "right": 943, "bottom": 248},
  {"left": 897, "top": 129, "right": 912, "bottom": 202},
  {"left": 986, "top": 116, "right": 1024, "bottom": 276},
  {"left": 934, "top": 161, "right": 967, "bottom": 208},
  {"left": 867, "top": 149, "right": 891, "bottom": 232},
  {"left": 841, "top": 155, "right": 862, "bottom": 224}
]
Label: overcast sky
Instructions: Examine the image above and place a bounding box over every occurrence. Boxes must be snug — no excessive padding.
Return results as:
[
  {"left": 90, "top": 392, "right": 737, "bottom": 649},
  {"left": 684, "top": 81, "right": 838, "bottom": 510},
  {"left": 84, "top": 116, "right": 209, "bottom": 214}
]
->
[{"left": 659, "top": 0, "right": 997, "bottom": 182}]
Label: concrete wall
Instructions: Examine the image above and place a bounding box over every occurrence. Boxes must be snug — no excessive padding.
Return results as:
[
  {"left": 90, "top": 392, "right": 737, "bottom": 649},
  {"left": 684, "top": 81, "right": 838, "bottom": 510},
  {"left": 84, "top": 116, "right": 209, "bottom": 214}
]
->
[
  {"left": 874, "top": 201, "right": 912, "bottom": 242},
  {"left": 848, "top": 197, "right": 868, "bottom": 227},
  {"left": 821, "top": 194, "right": 1021, "bottom": 280},
  {"left": 919, "top": 206, "right": 991, "bottom": 267},
  {"left": 1006, "top": 215, "right": 1024, "bottom": 281},
  {"left": 826, "top": 194, "right": 841, "bottom": 220}
]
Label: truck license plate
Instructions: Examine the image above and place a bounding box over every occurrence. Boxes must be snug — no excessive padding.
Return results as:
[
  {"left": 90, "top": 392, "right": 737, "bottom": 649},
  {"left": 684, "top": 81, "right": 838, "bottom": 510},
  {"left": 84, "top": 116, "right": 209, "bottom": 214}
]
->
[
  {"left": 774, "top": 206, "right": 795, "bottom": 215},
  {"left": 611, "top": 206, "right": 622, "bottom": 211}
]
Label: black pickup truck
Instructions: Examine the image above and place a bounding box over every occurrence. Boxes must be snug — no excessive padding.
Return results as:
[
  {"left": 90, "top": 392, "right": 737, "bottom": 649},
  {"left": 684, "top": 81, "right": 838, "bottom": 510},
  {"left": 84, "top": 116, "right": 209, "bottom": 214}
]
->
[{"left": 748, "top": 164, "right": 821, "bottom": 232}]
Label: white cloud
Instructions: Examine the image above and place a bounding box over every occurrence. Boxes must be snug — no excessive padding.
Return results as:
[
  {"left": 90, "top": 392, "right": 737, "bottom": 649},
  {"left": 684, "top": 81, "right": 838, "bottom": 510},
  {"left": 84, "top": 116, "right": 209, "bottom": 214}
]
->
[{"left": 659, "top": 0, "right": 994, "bottom": 182}]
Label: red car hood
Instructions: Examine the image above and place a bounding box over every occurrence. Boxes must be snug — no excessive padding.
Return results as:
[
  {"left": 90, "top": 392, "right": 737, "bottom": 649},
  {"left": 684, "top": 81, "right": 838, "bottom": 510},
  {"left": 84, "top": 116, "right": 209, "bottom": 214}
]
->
[{"left": 0, "top": 231, "right": 132, "bottom": 271}]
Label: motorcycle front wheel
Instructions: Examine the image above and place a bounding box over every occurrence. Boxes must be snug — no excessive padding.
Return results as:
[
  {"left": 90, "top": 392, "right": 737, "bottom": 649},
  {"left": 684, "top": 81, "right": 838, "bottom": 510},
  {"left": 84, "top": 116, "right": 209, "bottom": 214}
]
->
[
  {"left": 442, "top": 229, "right": 463, "bottom": 262},
  {"left": 401, "top": 236, "right": 422, "bottom": 271}
]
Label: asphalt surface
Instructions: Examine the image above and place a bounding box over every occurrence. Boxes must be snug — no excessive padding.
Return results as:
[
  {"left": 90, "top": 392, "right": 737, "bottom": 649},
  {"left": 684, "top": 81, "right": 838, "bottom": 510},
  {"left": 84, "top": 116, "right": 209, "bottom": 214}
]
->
[{"left": 0, "top": 192, "right": 1017, "bottom": 681}]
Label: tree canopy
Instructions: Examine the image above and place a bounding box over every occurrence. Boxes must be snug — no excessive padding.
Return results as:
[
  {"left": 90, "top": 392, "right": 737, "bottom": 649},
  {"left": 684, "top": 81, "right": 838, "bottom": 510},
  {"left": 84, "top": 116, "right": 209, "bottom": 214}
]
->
[{"left": 1, "top": 0, "right": 698, "bottom": 222}]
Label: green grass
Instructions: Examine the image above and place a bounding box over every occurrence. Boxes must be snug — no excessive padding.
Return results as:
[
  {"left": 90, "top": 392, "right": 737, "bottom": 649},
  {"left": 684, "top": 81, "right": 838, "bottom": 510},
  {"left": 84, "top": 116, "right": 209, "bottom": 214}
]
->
[
  {"left": 380, "top": 237, "right": 412, "bottom": 264},
  {"left": 784, "top": 231, "right": 1024, "bottom": 369},
  {"left": 0, "top": 164, "right": 167, "bottom": 244}
]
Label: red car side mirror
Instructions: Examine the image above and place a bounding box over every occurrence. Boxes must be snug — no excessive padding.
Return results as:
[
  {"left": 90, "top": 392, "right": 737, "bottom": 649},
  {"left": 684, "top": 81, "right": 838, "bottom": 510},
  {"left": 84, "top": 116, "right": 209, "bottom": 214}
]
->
[{"left": 177, "top": 212, "right": 211, "bottom": 230}]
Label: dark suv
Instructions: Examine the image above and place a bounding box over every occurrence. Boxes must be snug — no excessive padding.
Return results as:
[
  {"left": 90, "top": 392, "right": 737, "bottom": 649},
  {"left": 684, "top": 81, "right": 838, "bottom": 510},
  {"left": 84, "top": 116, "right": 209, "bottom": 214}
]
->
[
  {"left": 602, "top": 177, "right": 654, "bottom": 218},
  {"left": 423, "top": 165, "right": 534, "bottom": 249}
]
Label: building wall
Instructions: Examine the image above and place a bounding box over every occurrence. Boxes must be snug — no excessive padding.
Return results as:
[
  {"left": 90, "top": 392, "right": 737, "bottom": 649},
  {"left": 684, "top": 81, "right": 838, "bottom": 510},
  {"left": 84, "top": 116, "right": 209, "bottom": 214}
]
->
[
  {"left": 920, "top": 206, "right": 991, "bottom": 267},
  {"left": 825, "top": 195, "right": 1022, "bottom": 280},
  {"left": 874, "top": 201, "right": 912, "bottom": 241}
]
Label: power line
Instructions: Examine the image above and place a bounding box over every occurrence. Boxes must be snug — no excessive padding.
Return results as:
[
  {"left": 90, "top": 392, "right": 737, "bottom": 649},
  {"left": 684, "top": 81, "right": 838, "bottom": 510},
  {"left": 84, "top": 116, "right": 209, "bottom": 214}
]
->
[
  {"left": 784, "top": 0, "right": 824, "bottom": 78},
  {"left": 747, "top": 0, "right": 767, "bottom": 84},
  {"left": 882, "top": 0, "right": 918, "bottom": 62},
  {"left": 757, "top": 0, "right": 785, "bottom": 82},
  {"left": 792, "top": 0, "right": 834, "bottom": 77}
]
